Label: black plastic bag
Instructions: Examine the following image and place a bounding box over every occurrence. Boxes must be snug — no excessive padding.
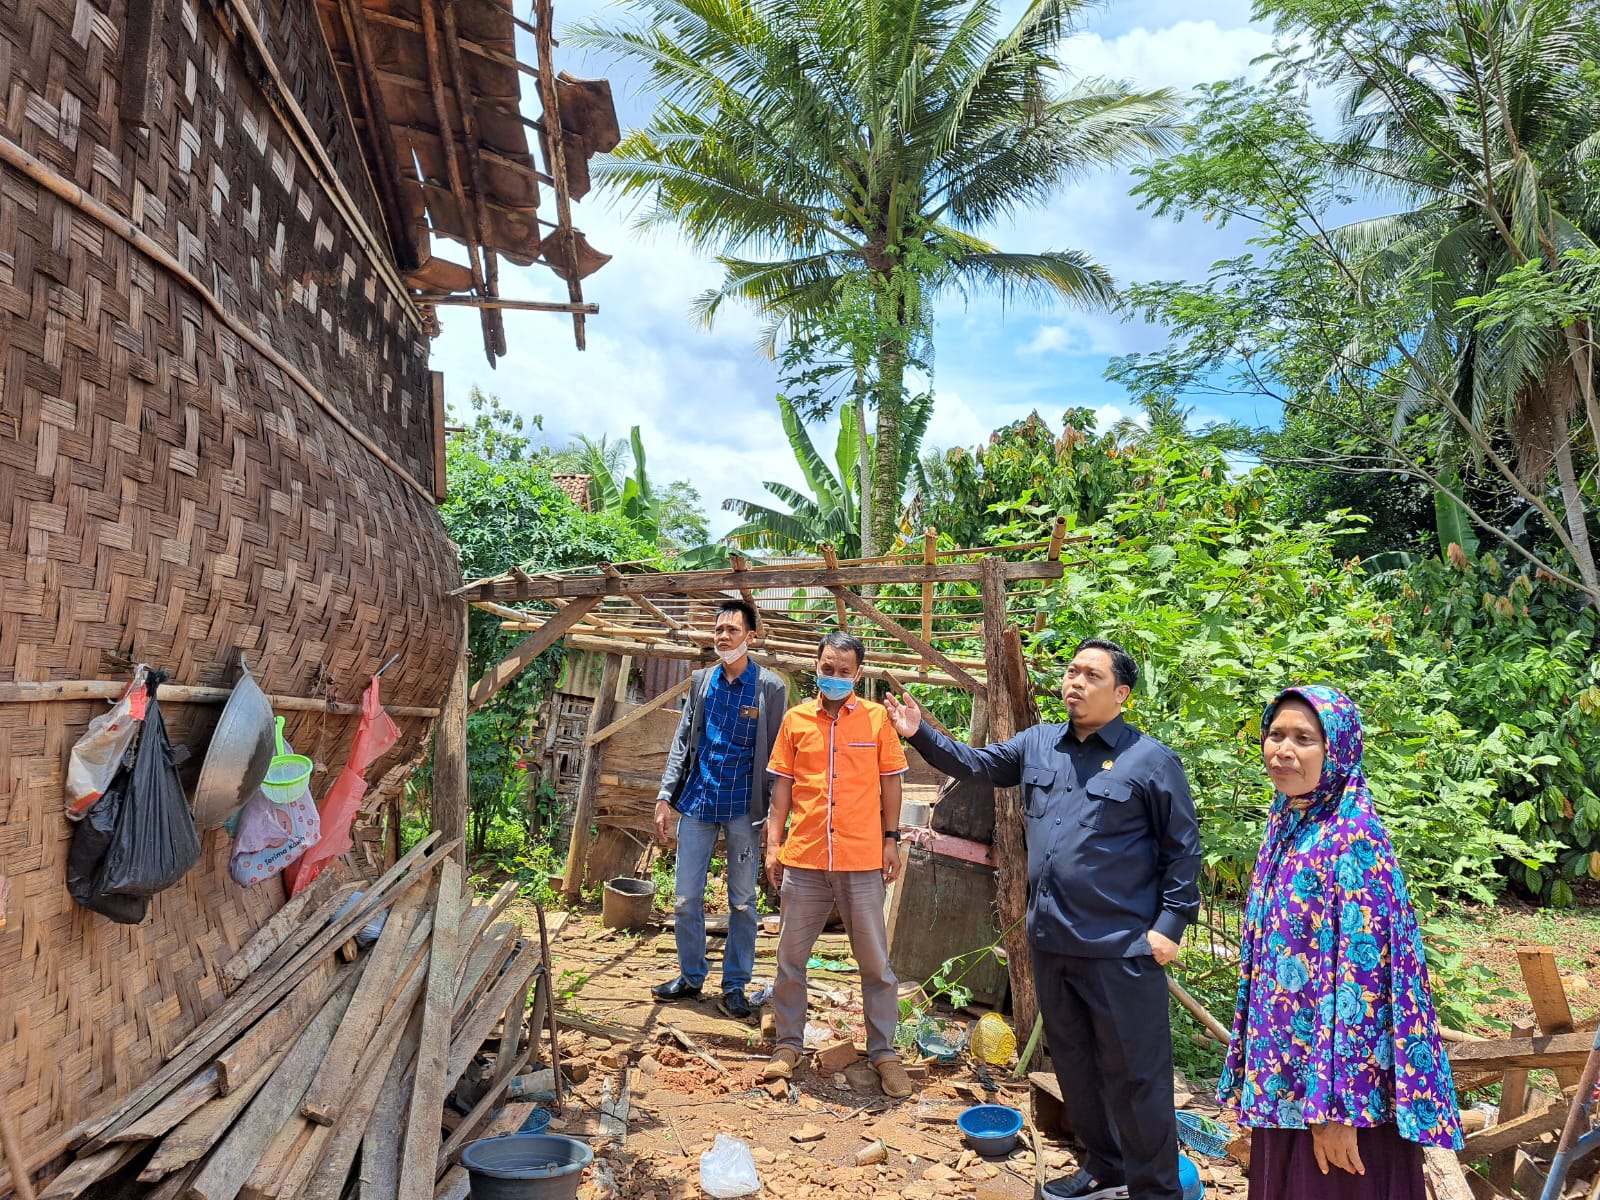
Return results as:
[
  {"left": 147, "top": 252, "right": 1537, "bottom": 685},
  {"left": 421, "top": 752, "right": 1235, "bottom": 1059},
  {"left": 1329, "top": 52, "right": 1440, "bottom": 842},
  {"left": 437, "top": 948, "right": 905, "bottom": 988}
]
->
[
  {"left": 67, "top": 759, "right": 149, "bottom": 924},
  {"left": 97, "top": 675, "right": 203, "bottom": 897}
]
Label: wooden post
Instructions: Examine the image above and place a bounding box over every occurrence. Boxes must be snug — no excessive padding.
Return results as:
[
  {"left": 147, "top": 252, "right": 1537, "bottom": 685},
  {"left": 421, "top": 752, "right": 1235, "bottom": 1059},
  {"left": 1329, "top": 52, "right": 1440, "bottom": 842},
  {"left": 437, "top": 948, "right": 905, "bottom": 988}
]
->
[
  {"left": 1516, "top": 946, "right": 1581, "bottom": 1087},
  {"left": 561, "top": 654, "right": 622, "bottom": 896},
  {"left": 980, "top": 559, "right": 1037, "bottom": 1041},
  {"left": 921, "top": 528, "right": 936, "bottom": 661},
  {"left": 823, "top": 545, "right": 849, "bottom": 630},
  {"left": 1490, "top": 1019, "right": 1533, "bottom": 1192},
  {"left": 432, "top": 645, "right": 470, "bottom": 864}
]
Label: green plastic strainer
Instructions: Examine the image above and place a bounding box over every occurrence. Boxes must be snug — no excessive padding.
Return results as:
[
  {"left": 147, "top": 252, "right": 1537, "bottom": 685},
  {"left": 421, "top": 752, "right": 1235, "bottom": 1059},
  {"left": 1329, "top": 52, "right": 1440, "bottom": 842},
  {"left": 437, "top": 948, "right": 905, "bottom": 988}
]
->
[{"left": 261, "top": 715, "right": 313, "bottom": 803}]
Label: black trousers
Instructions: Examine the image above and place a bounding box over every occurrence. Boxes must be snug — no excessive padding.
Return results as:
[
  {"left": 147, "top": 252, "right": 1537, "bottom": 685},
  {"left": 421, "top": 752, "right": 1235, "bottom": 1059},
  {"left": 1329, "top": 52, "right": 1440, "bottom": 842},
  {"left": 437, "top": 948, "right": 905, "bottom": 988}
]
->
[{"left": 1033, "top": 948, "right": 1182, "bottom": 1200}]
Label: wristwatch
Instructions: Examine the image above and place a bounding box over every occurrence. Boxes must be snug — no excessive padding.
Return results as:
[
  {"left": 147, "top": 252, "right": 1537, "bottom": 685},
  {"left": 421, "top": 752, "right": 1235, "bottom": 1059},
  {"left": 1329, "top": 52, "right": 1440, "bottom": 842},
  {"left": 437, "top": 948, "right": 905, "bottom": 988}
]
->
[{"left": 883, "top": 830, "right": 902, "bottom": 842}]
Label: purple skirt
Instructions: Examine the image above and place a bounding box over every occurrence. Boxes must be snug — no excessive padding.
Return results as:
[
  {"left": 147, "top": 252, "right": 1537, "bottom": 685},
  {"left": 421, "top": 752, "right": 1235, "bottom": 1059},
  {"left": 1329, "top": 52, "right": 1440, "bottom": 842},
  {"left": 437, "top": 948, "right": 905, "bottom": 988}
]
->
[{"left": 1247, "top": 1124, "right": 1425, "bottom": 1200}]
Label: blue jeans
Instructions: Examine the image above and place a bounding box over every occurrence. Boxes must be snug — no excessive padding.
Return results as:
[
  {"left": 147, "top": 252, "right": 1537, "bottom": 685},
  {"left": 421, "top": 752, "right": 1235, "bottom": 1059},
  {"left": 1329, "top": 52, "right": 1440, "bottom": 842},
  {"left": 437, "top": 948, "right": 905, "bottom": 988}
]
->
[{"left": 673, "top": 811, "right": 759, "bottom": 991}]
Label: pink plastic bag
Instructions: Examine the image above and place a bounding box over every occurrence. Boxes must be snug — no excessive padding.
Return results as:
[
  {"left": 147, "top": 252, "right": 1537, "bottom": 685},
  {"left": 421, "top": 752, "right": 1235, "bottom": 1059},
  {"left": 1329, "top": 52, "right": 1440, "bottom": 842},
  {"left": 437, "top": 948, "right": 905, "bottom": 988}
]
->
[
  {"left": 283, "top": 676, "right": 400, "bottom": 897},
  {"left": 66, "top": 664, "right": 150, "bottom": 818}
]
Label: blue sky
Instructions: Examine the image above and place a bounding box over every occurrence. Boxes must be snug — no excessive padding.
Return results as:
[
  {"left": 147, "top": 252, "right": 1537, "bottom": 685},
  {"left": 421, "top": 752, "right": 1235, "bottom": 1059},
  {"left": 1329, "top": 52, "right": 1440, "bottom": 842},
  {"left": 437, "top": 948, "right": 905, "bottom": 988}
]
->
[{"left": 428, "top": 0, "right": 1286, "bottom": 536}]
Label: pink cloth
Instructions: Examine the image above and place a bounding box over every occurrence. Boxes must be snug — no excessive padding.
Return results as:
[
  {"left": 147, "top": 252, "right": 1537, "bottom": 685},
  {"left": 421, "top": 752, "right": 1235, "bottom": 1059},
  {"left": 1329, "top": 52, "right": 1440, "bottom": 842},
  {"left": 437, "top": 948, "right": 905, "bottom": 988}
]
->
[{"left": 284, "top": 676, "right": 401, "bottom": 896}]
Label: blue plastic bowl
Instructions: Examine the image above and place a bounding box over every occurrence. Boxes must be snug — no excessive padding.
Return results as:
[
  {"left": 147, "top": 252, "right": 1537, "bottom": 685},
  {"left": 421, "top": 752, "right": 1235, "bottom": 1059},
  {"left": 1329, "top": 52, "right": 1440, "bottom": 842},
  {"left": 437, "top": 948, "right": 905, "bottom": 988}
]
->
[{"left": 957, "top": 1104, "right": 1024, "bottom": 1157}]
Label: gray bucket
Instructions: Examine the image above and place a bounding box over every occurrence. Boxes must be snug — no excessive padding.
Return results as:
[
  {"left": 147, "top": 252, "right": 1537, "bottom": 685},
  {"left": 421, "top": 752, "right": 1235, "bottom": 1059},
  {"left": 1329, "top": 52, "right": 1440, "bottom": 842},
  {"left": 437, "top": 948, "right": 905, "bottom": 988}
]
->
[
  {"left": 459, "top": 1133, "right": 592, "bottom": 1200},
  {"left": 601, "top": 876, "right": 654, "bottom": 930}
]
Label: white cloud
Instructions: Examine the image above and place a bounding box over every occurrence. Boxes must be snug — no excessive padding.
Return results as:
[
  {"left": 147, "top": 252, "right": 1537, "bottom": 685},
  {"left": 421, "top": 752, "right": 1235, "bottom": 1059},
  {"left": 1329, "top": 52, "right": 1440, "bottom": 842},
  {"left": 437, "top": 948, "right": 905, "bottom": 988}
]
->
[{"left": 431, "top": 1, "right": 1289, "bottom": 545}]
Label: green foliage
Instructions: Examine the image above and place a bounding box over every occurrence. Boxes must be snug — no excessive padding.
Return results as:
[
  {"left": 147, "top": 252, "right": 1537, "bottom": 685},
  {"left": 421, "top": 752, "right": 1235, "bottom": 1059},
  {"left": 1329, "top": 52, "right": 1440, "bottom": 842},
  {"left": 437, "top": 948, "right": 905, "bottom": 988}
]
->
[
  {"left": 1032, "top": 446, "right": 1559, "bottom": 908},
  {"left": 435, "top": 391, "right": 656, "bottom": 862},
  {"left": 920, "top": 408, "right": 1136, "bottom": 548},
  {"left": 1116, "top": 0, "right": 1600, "bottom": 602},
  {"left": 721, "top": 393, "right": 932, "bottom": 555},
  {"left": 1375, "top": 555, "right": 1600, "bottom": 902}
]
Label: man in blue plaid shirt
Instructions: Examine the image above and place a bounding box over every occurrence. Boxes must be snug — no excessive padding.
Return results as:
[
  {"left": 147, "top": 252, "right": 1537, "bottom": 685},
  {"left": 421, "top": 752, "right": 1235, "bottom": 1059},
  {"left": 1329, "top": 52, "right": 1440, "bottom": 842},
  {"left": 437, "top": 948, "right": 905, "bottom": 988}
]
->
[{"left": 652, "top": 599, "right": 788, "bottom": 1019}]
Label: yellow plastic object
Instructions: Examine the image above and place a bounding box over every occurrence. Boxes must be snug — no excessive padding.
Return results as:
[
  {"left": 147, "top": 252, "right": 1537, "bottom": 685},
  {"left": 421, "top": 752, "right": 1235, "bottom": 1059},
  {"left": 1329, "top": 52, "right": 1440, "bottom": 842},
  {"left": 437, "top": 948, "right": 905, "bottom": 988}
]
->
[{"left": 971, "top": 1012, "right": 1016, "bottom": 1066}]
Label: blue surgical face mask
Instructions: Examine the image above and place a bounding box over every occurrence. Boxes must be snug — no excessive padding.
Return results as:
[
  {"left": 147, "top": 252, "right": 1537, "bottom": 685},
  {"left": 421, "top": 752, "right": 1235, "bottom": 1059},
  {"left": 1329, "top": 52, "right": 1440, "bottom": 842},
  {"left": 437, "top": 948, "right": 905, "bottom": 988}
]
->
[{"left": 817, "top": 674, "right": 855, "bottom": 701}]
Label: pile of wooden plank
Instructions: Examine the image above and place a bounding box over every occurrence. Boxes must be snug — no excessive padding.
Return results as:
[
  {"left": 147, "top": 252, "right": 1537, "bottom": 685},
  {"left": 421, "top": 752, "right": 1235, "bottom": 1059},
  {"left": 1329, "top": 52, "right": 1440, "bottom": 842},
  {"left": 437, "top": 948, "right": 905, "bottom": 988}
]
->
[{"left": 35, "top": 833, "right": 560, "bottom": 1200}]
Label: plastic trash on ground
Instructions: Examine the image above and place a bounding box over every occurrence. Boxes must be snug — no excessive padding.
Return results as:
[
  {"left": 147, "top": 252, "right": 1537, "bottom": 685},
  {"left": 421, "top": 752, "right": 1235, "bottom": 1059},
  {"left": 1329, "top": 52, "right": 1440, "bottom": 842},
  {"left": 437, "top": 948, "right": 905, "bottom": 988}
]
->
[
  {"left": 970, "top": 1012, "right": 1016, "bottom": 1066},
  {"left": 65, "top": 664, "right": 149, "bottom": 818},
  {"left": 699, "top": 1133, "right": 760, "bottom": 1197}
]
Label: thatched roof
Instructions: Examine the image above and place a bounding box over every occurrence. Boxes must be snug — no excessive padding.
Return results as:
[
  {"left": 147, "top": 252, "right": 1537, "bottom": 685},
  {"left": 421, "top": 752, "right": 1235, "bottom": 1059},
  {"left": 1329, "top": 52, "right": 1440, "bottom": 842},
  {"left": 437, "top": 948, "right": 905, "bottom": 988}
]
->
[{"left": 313, "top": 0, "right": 619, "bottom": 358}]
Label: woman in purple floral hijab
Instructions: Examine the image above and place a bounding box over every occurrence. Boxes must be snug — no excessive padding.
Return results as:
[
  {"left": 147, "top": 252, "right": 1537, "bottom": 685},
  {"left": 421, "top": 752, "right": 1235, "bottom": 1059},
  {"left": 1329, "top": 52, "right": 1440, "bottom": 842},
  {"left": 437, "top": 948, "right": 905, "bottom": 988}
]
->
[{"left": 1218, "top": 686, "right": 1462, "bottom": 1198}]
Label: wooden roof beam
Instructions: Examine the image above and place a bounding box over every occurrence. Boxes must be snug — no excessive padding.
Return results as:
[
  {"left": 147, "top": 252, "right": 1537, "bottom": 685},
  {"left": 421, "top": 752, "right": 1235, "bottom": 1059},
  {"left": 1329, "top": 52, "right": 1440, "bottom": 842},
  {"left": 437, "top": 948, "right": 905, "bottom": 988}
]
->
[
  {"left": 560, "top": 634, "right": 975, "bottom": 691},
  {"left": 456, "top": 558, "right": 1065, "bottom": 601},
  {"left": 466, "top": 597, "right": 600, "bottom": 712},
  {"left": 359, "top": 8, "right": 539, "bottom": 79}
]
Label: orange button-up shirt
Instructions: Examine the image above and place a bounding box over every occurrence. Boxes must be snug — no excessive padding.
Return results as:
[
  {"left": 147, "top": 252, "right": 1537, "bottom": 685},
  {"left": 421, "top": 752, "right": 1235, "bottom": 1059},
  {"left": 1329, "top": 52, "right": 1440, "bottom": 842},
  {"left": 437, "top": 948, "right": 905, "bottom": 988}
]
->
[{"left": 766, "top": 695, "right": 909, "bottom": 872}]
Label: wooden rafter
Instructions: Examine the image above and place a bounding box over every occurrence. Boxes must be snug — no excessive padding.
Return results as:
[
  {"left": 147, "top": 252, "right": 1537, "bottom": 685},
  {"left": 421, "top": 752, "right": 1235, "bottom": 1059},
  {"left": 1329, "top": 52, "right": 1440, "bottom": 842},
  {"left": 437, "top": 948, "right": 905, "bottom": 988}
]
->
[
  {"left": 829, "top": 587, "right": 983, "bottom": 693},
  {"left": 466, "top": 597, "right": 600, "bottom": 711}
]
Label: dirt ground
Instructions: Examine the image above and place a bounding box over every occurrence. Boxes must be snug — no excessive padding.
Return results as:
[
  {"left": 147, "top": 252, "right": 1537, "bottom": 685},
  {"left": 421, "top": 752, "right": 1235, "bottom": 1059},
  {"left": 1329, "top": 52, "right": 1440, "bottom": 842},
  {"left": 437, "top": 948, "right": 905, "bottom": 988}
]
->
[{"left": 520, "top": 905, "right": 1250, "bottom": 1200}]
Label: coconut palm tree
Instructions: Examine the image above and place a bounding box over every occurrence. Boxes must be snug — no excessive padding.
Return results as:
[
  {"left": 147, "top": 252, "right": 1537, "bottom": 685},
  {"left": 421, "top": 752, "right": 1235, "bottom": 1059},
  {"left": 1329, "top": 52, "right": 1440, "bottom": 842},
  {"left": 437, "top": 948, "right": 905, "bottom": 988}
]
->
[
  {"left": 573, "top": 0, "right": 1182, "bottom": 553},
  {"left": 1291, "top": 0, "right": 1600, "bottom": 595},
  {"left": 722, "top": 394, "right": 932, "bottom": 555}
]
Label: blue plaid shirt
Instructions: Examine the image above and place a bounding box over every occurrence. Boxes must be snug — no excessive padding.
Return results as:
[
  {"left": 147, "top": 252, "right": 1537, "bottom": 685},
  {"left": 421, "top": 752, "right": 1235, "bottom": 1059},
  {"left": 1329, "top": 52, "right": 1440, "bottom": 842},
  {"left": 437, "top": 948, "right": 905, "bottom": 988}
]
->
[{"left": 678, "top": 659, "right": 760, "bottom": 823}]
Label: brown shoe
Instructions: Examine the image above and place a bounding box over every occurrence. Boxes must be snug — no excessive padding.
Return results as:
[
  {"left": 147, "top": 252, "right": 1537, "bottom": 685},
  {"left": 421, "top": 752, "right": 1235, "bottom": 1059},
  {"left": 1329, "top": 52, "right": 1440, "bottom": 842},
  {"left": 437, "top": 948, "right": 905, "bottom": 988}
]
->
[
  {"left": 874, "top": 1057, "right": 914, "bottom": 1098},
  {"left": 761, "top": 1047, "right": 800, "bottom": 1081}
]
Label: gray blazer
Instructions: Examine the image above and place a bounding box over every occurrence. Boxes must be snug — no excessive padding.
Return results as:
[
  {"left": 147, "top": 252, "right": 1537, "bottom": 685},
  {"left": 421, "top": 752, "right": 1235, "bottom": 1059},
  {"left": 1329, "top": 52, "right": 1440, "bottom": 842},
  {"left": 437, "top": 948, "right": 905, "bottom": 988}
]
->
[{"left": 657, "top": 663, "right": 788, "bottom": 826}]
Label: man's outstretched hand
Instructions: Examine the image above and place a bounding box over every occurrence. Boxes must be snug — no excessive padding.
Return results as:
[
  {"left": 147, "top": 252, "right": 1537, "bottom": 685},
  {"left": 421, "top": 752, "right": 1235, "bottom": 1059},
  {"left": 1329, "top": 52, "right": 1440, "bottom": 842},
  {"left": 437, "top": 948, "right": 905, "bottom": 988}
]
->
[{"left": 884, "top": 692, "right": 922, "bottom": 737}]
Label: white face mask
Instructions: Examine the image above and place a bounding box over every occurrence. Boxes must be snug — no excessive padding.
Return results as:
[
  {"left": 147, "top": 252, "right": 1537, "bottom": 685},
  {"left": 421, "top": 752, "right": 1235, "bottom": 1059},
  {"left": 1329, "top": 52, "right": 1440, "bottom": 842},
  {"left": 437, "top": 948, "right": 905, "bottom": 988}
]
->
[{"left": 716, "top": 644, "right": 748, "bottom": 666}]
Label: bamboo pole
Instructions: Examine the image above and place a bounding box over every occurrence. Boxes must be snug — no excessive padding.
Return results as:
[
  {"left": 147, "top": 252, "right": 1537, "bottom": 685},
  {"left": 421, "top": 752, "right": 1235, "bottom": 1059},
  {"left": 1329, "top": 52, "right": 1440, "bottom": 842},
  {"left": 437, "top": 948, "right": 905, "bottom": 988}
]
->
[
  {"left": 415, "top": 0, "right": 495, "bottom": 361},
  {"left": 432, "top": 647, "right": 469, "bottom": 864},
  {"left": 0, "top": 679, "right": 438, "bottom": 717},
  {"left": 530, "top": 0, "right": 586, "bottom": 346},
  {"left": 505, "top": 617, "right": 989, "bottom": 672},
  {"left": 414, "top": 296, "right": 599, "bottom": 313},
  {"left": 921, "top": 528, "right": 937, "bottom": 660},
  {"left": 466, "top": 596, "right": 602, "bottom": 711},
  {"left": 982, "top": 560, "right": 1038, "bottom": 1041},
  {"left": 556, "top": 633, "right": 972, "bottom": 689},
  {"left": 439, "top": 0, "right": 507, "bottom": 352}
]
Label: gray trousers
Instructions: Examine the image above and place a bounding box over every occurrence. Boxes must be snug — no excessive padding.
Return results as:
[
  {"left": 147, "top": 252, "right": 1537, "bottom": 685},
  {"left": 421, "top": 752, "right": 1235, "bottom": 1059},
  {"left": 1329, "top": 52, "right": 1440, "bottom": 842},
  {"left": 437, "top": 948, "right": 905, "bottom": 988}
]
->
[{"left": 771, "top": 867, "right": 898, "bottom": 1061}]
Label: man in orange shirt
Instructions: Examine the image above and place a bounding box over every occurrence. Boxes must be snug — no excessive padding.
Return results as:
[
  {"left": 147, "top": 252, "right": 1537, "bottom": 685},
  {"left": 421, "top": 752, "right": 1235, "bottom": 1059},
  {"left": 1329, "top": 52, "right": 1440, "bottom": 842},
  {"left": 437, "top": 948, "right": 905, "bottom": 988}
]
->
[{"left": 760, "top": 631, "right": 914, "bottom": 1098}]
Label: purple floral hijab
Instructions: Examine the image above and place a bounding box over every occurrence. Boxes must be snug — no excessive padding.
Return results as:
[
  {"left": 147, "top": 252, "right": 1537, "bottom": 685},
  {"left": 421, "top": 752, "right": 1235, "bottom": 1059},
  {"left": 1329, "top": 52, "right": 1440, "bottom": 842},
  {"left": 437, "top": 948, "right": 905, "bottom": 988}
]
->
[{"left": 1217, "top": 686, "right": 1463, "bottom": 1149}]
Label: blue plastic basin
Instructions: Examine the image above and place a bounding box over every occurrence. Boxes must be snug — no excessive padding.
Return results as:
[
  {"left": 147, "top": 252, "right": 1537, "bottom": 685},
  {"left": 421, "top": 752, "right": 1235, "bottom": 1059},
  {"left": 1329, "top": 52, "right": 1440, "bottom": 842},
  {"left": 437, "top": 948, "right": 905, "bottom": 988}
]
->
[{"left": 957, "top": 1104, "right": 1024, "bottom": 1157}]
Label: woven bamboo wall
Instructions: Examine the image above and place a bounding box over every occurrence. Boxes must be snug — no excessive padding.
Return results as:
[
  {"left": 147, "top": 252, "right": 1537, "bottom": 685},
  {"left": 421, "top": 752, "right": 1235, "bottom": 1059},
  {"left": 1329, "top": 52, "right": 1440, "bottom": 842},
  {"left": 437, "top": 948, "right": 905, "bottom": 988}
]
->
[{"left": 0, "top": 0, "right": 463, "bottom": 1184}]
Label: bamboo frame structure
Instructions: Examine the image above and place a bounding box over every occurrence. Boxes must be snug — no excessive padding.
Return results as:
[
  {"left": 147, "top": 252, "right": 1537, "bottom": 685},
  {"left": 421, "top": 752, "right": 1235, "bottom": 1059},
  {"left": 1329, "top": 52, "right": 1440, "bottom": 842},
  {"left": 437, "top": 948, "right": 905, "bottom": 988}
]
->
[{"left": 460, "top": 525, "right": 1082, "bottom": 898}]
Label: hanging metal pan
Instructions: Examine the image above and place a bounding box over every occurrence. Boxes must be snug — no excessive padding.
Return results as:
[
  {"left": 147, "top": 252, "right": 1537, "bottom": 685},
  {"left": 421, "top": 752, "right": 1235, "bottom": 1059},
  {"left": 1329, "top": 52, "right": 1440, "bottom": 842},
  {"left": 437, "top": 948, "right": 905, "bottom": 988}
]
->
[{"left": 191, "top": 654, "right": 276, "bottom": 827}]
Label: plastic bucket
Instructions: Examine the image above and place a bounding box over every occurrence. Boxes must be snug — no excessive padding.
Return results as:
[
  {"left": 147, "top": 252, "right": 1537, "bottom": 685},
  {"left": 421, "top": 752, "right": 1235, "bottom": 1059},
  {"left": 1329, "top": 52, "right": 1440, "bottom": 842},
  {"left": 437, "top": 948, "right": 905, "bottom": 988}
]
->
[
  {"left": 957, "top": 1104, "right": 1023, "bottom": 1156},
  {"left": 601, "top": 877, "right": 655, "bottom": 930},
  {"left": 1180, "top": 1152, "right": 1205, "bottom": 1200},
  {"left": 459, "top": 1133, "right": 592, "bottom": 1200}
]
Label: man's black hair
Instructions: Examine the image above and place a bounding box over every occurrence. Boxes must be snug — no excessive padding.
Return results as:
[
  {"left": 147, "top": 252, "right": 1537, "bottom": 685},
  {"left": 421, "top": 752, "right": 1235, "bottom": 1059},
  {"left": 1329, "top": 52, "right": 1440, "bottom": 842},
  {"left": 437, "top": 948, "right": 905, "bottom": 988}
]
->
[
  {"left": 816, "top": 629, "right": 866, "bottom": 667},
  {"left": 716, "top": 598, "right": 760, "bottom": 634},
  {"left": 1075, "top": 637, "right": 1138, "bottom": 690}
]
